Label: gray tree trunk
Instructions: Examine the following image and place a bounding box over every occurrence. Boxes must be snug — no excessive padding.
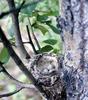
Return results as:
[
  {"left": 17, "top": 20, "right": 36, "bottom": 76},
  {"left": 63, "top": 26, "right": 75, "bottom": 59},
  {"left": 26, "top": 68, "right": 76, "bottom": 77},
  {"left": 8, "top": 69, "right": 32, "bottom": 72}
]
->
[
  {"left": 27, "top": 0, "right": 88, "bottom": 100},
  {"left": 58, "top": 0, "right": 88, "bottom": 99}
]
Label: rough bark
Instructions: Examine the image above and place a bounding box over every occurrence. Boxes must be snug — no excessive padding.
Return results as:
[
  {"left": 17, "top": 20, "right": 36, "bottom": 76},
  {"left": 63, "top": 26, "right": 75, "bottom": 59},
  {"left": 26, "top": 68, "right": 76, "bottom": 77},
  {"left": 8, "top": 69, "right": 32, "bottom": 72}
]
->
[
  {"left": 27, "top": 53, "right": 67, "bottom": 100},
  {"left": 28, "top": 0, "right": 88, "bottom": 99},
  {"left": 57, "top": 0, "right": 88, "bottom": 99}
]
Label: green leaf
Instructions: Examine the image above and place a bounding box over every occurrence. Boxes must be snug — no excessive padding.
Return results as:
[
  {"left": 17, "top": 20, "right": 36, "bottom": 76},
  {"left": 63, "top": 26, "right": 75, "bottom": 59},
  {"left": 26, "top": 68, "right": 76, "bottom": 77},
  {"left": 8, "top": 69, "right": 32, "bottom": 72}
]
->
[
  {"left": 43, "top": 10, "right": 58, "bottom": 16},
  {"left": 32, "top": 11, "right": 38, "bottom": 17},
  {"left": 37, "top": 25, "right": 48, "bottom": 35},
  {"left": 53, "top": 49, "right": 59, "bottom": 54},
  {"left": 33, "top": 23, "right": 48, "bottom": 35},
  {"left": 37, "top": 14, "right": 48, "bottom": 22},
  {"left": 21, "top": 3, "right": 37, "bottom": 16},
  {"left": 38, "top": 45, "right": 53, "bottom": 53},
  {"left": 43, "top": 39, "right": 57, "bottom": 45},
  {"left": 19, "top": 14, "right": 26, "bottom": 22},
  {"left": 9, "top": 37, "right": 15, "bottom": 45},
  {"left": 45, "top": 20, "right": 52, "bottom": 24},
  {"left": 0, "top": 47, "right": 10, "bottom": 64},
  {"left": 46, "top": 23, "right": 60, "bottom": 34}
]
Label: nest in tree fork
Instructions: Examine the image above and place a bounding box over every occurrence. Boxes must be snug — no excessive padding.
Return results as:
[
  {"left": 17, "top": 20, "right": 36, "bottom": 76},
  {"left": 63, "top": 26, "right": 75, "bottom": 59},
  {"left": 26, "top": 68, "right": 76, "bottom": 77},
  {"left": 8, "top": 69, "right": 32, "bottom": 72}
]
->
[{"left": 27, "top": 53, "right": 66, "bottom": 100}]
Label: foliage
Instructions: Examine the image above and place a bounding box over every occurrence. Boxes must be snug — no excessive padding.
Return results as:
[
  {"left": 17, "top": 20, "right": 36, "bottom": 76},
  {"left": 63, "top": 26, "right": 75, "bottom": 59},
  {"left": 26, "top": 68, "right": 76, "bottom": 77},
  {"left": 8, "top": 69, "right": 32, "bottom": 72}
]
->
[
  {"left": 0, "top": 0, "right": 62, "bottom": 63},
  {"left": 0, "top": 0, "right": 61, "bottom": 56},
  {"left": 0, "top": 47, "right": 10, "bottom": 64},
  {"left": 18, "top": 0, "right": 61, "bottom": 54},
  {"left": 0, "top": 0, "right": 61, "bottom": 99}
]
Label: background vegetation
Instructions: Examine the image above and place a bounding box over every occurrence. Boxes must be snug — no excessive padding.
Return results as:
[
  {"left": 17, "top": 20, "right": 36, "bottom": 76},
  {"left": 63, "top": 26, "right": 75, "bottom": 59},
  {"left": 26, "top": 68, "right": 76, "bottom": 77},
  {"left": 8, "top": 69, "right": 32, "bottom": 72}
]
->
[{"left": 0, "top": 0, "right": 61, "bottom": 99}]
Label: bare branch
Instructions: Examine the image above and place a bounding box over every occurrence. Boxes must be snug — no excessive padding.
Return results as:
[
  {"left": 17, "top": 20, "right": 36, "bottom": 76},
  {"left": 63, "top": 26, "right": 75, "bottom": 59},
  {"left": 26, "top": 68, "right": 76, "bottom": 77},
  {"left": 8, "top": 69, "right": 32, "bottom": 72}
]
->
[
  {"left": 0, "top": 62, "right": 4, "bottom": 73},
  {"left": 0, "top": 27, "right": 48, "bottom": 98},
  {"left": 0, "top": 87, "right": 23, "bottom": 98},
  {"left": 28, "top": 18, "right": 41, "bottom": 50},
  {"left": 6, "top": 0, "right": 30, "bottom": 59},
  {"left": 0, "top": 63, "right": 37, "bottom": 91},
  {"left": 26, "top": 25, "right": 38, "bottom": 54},
  {"left": 0, "top": 0, "right": 43, "bottom": 19},
  {"left": 0, "top": 26, "right": 36, "bottom": 84}
]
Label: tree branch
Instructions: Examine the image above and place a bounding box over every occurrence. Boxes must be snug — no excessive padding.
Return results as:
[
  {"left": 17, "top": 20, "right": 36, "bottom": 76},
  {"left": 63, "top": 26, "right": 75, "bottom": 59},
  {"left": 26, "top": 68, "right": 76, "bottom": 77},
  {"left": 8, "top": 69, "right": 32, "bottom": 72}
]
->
[
  {"left": 28, "top": 18, "right": 41, "bottom": 50},
  {"left": 0, "top": 27, "right": 48, "bottom": 99},
  {"left": 0, "top": 0, "right": 43, "bottom": 19},
  {"left": 0, "top": 63, "right": 37, "bottom": 91},
  {"left": 26, "top": 25, "right": 38, "bottom": 54},
  {"left": 6, "top": 0, "right": 30, "bottom": 59},
  {"left": 0, "top": 87, "right": 23, "bottom": 98}
]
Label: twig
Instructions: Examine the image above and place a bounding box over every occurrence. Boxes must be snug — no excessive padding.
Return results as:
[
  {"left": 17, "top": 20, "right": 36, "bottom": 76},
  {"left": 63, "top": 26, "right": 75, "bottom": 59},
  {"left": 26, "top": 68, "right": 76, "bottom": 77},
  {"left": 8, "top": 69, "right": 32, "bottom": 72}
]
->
[
  {"left": 0, "top": 63, "right": 37, "bottom": 91},
  {"left": 0, "top": 0, "right": 25, "bottom": 19},
  {"left": 0, "top": 61, "right": 4, "bottom": 72},
  {"left": 0, "top": 26, "right": 37, "bottom": 85},
  {"left": 0, "top": 0, "right": 43, "bottom": 19},
  {"left": 6, "top": 0, "right": 30, "bottom": 59},
  {"left": 0, "top": 87, "right": 23, "bottom": 98},
  {"left": 16, "top": 0, "right": 25, "bottom": 13},
  {"left": 28, "top": 18, "right": 41, "bottom": 50},
  {"left": 26, "top": 25, "right": 38, "bottom": 54},
  {"left": 0, "top": 27, "right": 48, "bottom": 99}
]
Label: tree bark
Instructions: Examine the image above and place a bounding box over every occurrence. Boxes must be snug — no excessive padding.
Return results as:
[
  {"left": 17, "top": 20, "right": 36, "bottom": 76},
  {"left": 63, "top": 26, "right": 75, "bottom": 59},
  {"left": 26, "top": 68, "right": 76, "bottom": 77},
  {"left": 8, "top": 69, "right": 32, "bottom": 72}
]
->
[
  {"left": 30, "top": 0, "right": 88, "bottom": 99},
  {"left": 57, "top": 0, "right": 88, "bottom": 99}
]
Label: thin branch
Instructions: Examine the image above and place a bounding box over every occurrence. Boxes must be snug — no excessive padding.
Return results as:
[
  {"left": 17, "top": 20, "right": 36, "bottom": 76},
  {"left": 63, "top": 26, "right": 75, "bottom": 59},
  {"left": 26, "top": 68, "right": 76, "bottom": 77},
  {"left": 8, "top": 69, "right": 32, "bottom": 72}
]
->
[
  {"left": 0, "top": 26, "right": 36, "bottom": 84},
  {"left": 0, "top": 62, "right": 26, "bottom": 87},
  {"left": 0, "top": 62, "right": 4, "bottom": 73},
  {"left": 16, "top": 0, "right": 25, "bottom": 13},
  {"left": 0, "top": 0, "right": 43, "bottom": 19},
  {"left": 0, "top": 27, "right": 48, "bottom": 99},
  {"left": 6, "top": 0, "right": 30, "bottom": 59},
  {"left": 0, "top": 64, "right": 37, "bottom": 91},
  {"left": 28, "top": 18, "right": 41, "bottom": 50},
  {"left": 1, "top": 65, "right": 28, "bottom": 87},
  {"left": 0, "top": 87, "right": 23, "bottom": 98},
  {"left": 26, "top": 25, "right": 38, "bottom": 54}
]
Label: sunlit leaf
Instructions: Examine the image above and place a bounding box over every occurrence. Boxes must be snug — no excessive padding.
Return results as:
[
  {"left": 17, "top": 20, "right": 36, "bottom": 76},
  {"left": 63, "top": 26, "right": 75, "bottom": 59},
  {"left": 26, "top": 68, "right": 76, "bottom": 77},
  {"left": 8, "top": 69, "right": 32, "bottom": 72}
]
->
[
  {"left": 33, "top": 22, "right": 48, "bottom": 35},
  {"left": 32, "top": 11, "right": 38, "bottom": 17},
  {"left": 53, "top": 49, "right": 59, "bottom": 54},
  {"left": 43, "top": 10, "right": 58, "bottom": 16},
  {"left": 37, "top": 14, "right": 48, "bottom": 22},
  {"left": 46, "top": 23, "right": 60, "bottom": 34},
  {"left": 21, "top": 3, "right": 37, "bottom": 16},
  {"left": 38, "top": 45, "right": 53, "bottom": 53},
  {"left": 43, "top": 39, "right": 57, "bottom": 45},
  {"left": 0, "top": 47, "right": 10, "bottom": 64}
]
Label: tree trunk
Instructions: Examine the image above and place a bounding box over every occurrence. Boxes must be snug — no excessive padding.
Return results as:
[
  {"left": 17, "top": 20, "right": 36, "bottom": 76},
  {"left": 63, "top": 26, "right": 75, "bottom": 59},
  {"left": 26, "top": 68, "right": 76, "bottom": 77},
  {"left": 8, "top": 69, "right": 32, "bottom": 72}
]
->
[
  {"left": 30, "top": 0, "right": 88, "bottom": 99},
  {"left": 57, "top": 0, "right": 88, "bottom": 99}
]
